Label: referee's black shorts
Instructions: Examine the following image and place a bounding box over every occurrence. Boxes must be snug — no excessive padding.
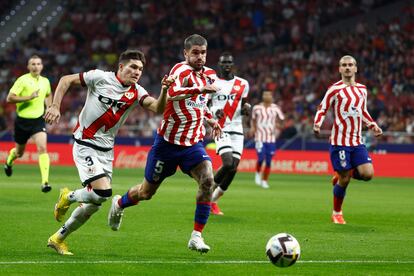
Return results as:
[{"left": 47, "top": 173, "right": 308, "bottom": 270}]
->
[{"left": 14, "top": 115, "right": 46, "bottom": 145}]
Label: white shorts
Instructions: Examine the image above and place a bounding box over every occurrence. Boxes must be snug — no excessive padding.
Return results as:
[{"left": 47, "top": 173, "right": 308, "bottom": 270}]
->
[
  {"left": 215, "top": 132, "right": 244, "bottom": 159},
  {"left": 73, "top": 142, "right": 114, "bottom": 186}
]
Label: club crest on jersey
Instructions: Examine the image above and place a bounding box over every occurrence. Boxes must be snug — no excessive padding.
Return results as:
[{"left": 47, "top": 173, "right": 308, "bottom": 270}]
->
[
  {"left": 340, "top": 160, "right": 347, "bottom": 168},
  {"left": 234, "top": 85, "right": 240, "bottom": 91},
  {"left": 124, "top": 92, "right": 135, "bottom": 100}
]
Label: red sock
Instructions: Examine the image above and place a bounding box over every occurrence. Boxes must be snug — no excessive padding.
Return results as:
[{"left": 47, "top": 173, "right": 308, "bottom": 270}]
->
[
  {"left": 256, "top": 162, "right": 262, "bottom": 173},
  {"left": 263, "top": 166, "right": 271, "bottom": 181},
  {"left": 333, "top": 196, "right": 344, "bottom": 212}
]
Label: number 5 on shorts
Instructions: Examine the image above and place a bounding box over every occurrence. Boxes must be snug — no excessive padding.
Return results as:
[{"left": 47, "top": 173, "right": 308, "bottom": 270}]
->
[{"left": 155, "top": 160, "right": 164, "bottom": 173}]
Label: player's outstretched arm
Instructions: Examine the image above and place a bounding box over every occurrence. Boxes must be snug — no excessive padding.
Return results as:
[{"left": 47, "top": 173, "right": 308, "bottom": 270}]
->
[
  {"left": 44, "top": 74, "right": 81, "bottom": 124},
  {"left": 143, "top": 75, "right": 176, "bottom": 114}
]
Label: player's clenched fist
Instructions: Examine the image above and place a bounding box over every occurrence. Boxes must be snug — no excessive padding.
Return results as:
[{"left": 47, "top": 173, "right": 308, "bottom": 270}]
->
[{"left": 161, "top": 74, "right": 176, "bottom": 90}]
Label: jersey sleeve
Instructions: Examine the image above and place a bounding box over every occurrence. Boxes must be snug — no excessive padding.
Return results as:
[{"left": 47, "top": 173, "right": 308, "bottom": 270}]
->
[
  {"left": 136, "top": 85, "right": 150, "bottom": 106},
  {"left": 361, "top": 90, "right": 376, "bottom": 129},
  {"left": 45, "top": 78, "right": 52, "bottom": 97},
  {"left": 204, "top": 106, "right": 213, "bottom": 120},
  {"left": 79, "top": 69, "right": 106, "bottom": 88},
  {"left": 242, "top": 80, "right": 249, "bottom": 98},
  {"left": 314, "top": 87, "right": 336, "bottom": 128},
  {"left": 276, "top": 105, "right": 285, "bottom": 120},
  {"left": 9, "top": 77, "right": 24, "bottom": 96},
  {"left": 251, "top": 106, "right": 258, "bottom": 120},
  {"left": 167, "top": 68, "right": 201, "bottom": 98}
]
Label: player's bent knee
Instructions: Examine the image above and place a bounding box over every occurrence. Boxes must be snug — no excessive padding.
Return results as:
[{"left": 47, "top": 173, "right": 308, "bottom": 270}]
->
[
  {"left": 83, "top": 203, "right": 101, "bottom": 215},
  {"left": 92, "top": 189, "right": 112, "bottom": 204},
  {"left": 361, "top": 172, "right": 373, "bottom": 181}
]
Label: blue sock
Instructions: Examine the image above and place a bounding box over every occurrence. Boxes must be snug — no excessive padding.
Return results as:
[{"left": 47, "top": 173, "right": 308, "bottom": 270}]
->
[
  {"left": 118, "top": 190, "right": 139, "bottom": 209},
  {"left": 333, "top": 184, "right": 346, "bottom": 198},
  {"left": 194, "top": 202, "right": 211, "bottom": 232}
]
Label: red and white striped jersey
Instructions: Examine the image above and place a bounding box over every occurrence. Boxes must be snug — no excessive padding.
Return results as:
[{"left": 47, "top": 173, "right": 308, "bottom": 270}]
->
[
  {"left": 314, "top": 80, "right": 377, "bottom": 146},
  {"left": 209, "top": 76, "right": 249, "bottom": 133},
  {"left": 251, "top": 103, "right": 285, "bottom": 143},
  {"left": 157, "top": 62, "right": 216, "bottom": 146},
  {"left": 73, "top": 69, "right": 149, "bottom": 149}
]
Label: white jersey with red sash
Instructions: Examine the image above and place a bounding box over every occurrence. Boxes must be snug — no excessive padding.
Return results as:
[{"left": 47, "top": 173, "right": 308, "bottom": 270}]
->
[
  {"left": 74, "top": 69, "right": 149, "bottom": 149},
  {"left": 209, "top": 76, "right": 249, "bottom": 134}
]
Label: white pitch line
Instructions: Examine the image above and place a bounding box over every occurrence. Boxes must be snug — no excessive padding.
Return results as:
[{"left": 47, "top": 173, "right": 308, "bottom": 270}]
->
[{"left": 0, "top": 260, "right": 413, "bottom": 265}]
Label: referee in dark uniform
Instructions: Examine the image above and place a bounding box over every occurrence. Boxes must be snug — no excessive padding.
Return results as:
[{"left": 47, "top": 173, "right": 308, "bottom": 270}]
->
[{"left": 4, "top": 55, "right": 53, "bottom": 192}]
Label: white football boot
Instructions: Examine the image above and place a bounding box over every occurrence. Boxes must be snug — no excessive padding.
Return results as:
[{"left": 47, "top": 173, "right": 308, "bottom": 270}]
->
[
  {"left": 255, "top": 172, "right": 262, "bottom": 186},
  {"left": 188, "top": 231, "right": 210, "bottom": 253},
  {"left": 108, "top": 195, "right": 124, "bottom": 231},
  {"left": 261, "top": 180, "right": 269, "bottom": 189}
]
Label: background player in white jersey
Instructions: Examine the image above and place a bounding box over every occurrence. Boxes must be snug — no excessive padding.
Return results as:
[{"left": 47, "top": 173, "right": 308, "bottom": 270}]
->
[
  {"left": 43, "top": 50, "right": 176, "bottom": 255},
  {"left": 250, "top": 91, "right": 285, "bottom": 188},
  {"left": 313, "top": 55, "right": 382, "bottom": 225},
  {"left": 208, "top": 52, "right": 250, "bottom": 215},
  {"left": 108, "top": 34, "right": 222, "bottom": 254}
]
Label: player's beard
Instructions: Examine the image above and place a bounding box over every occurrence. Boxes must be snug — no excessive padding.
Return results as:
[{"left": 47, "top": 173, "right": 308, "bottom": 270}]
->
[{"left": 190, "top": 60, "right": 204, "bottom": 71}]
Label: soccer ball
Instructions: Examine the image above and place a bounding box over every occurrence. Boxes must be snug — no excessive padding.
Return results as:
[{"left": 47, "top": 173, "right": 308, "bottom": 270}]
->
[{"left": 265, "top": 233, "right": 300, "bottom": 267}]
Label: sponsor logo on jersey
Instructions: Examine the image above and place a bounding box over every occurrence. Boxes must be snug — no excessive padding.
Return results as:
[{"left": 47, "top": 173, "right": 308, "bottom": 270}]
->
[
  {"left": 341, "top": 106, "right": 360, "bottom": 118},
  {"left": 98, "top": 95, "right": 128, "bottom": 110},
  {"left": 186, "top": 94, "right": 207, "bottom": 109},
  {"left": 217, "top": 94, "right": 237, "bottom": 101}
]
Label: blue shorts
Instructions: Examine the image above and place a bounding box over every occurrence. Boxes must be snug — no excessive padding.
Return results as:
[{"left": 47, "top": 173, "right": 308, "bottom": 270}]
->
[
  {"left": 144, "top": 135, "right": 211, "bottom": 184},
  {"left": 255, "top": 141, "right": 276, "bottom": 163},
  {"left": 330, "top": 144, "right": 372, "bottom": 172}
]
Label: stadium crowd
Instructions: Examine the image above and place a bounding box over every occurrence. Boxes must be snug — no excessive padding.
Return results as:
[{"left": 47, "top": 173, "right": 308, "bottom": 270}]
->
[{"left": 0, "top": 0, "right": 413, "bottom": 143}]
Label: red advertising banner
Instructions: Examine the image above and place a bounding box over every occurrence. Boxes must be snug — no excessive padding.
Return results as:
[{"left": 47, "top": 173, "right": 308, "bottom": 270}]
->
[{"left": 1, "top": 142, "right": 413, "bottom": 178}]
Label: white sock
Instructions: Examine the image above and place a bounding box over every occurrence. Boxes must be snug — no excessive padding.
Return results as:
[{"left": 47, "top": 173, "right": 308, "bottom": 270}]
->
[
  {"left": 333, "top": 210, "right": 343, "bottom": 215},
  {"left": 68, "top": 187, "right": 105, "bottom": 204},
  {"left": 191, "top": 230, "right": 202, "bottom": 237},
  {"left": 211, "top": 186, "right": 224, "bottom": 202},
  {"left": 56, "top": 203, "right": 100, "bottom": 240}
]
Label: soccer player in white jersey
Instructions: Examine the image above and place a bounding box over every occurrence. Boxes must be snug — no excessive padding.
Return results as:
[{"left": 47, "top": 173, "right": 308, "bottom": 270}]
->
[
  {"left": 108, "top": 34, "right": 222, "bottom": 254},
  {"left": 313, "top": 55, "right": 383, "bottom": 224},
  {"left": 250, "top": 91, "right": 285, "bottom": 188},
  {"left": 43, "top": 50, "right": 176, "bottom": 255},
  {"left": 208, "top": 52, "right": 250, "bottom": 215}
]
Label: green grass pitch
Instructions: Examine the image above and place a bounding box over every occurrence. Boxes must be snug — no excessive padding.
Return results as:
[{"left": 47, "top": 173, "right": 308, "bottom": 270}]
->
[{"left": 0, "top": 165, "right": 413, "bottom": 275}]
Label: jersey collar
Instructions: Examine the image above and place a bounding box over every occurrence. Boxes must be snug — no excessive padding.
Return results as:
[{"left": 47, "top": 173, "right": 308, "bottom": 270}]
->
[{"left": 115, "top": 73, "right": 130, "bottom": 88}]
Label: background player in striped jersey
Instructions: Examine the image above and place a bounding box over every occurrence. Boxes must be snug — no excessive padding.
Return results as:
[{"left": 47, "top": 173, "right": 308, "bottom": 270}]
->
[
  {"left": 249, "top": 90, "right": 285, "bottom": 188},
  {"left": 313, "top": 55, "right": 383, "bottom": 225},
  {"left": 44, "top": 50, "right": 176, "bottom": 255},
  {"left": 108, "top": 34, "right": 222, "bottom": 253},
  {"left": 208, "top": 52, "right": 250, "bottom": 215}
]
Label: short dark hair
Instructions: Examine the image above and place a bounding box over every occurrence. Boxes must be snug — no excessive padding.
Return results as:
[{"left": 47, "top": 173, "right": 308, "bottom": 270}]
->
[
  {"left": 220, "top": 52, "right": 232, "bottom": 58},
  {"left": 184, "top": 34, "right": 207, "bottom": 50},
  {"left": 119, "top": 50, "right": 146, "bottom": 65},
  {"left": 28, "top": 55, "right": 42, "bottom": 63}
]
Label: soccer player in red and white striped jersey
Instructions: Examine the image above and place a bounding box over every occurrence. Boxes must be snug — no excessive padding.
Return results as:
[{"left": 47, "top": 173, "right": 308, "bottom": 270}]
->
[
  {"left": 109, "top": 34, "right": 222, "bottom": 253},
  {"left": 313, "top": 55, "right": 383, "bottom": 224},
  {"left": 250, "top": 91, "right": 285, "bottom": 188}
]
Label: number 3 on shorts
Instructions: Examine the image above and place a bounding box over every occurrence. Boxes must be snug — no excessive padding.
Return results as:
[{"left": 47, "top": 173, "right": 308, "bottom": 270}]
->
[{"left": 154, "top": 160, "right": 164, "bottom": 173}]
